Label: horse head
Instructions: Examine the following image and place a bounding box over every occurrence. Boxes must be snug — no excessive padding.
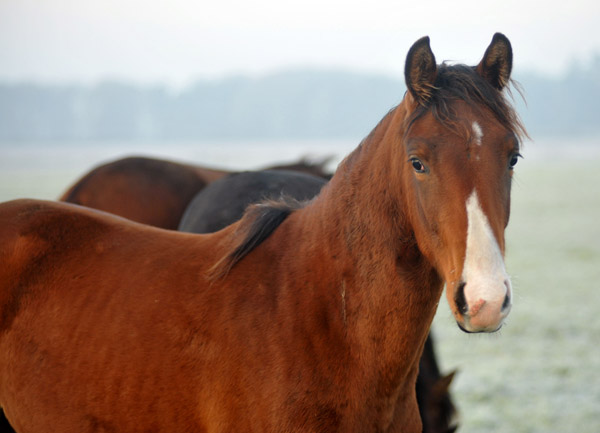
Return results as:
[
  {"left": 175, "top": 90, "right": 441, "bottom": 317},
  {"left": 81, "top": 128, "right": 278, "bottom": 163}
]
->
[{"left": 397, "top": 33, "right": 524, "bottom": 333}]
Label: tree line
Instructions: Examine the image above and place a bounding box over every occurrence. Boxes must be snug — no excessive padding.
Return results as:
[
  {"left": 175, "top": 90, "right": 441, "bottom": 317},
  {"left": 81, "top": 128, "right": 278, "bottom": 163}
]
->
[{"left": 0, "top": 59, "right": 598, "bottom": 142}]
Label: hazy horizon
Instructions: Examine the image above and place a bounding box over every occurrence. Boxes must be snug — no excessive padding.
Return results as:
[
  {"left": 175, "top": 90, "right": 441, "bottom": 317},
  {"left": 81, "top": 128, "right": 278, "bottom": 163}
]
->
[
  {"left": 2, "top": 0, "right": 599, "bottom": 88},
  {"left": 0, "top": 62, "right": 595, "bottom": 90}
]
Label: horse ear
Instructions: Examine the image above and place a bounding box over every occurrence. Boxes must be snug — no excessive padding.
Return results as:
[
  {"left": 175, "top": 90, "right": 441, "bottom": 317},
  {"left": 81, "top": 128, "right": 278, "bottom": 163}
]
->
[
  {"left": 432, "top": 370, "right": 457, "bottom": 397},
  {"left": 477, "top": 33, "right": 513, "bottom": 90},
  {"left": 404, "top": 36, "right": 438, "bottom": 106}
]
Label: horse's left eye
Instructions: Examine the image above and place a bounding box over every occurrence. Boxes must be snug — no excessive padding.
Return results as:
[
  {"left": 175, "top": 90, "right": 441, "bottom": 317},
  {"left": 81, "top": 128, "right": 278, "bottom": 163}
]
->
[{"left": 509, "top": 153, "right": 521, "bottom": 170}]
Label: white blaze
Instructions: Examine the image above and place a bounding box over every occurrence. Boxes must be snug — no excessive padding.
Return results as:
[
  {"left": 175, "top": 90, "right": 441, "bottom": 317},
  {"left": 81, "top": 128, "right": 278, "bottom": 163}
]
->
[
  {"left": 472, "top": 121, "right": 483, "bottom": 146},
  {"left": 462, "top": 191, "right": 511, "bottom": 314}
]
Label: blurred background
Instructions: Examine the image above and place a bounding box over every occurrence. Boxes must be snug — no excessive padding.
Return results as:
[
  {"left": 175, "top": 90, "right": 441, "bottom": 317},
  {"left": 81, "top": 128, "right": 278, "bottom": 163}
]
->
[{"left": 1, "top": 0, "right": 599, "bottom": 431}]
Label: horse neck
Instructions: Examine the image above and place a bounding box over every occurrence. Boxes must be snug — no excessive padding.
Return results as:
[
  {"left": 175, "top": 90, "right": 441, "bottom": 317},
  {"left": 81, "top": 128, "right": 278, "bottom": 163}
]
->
[{"left": 286, "top": 103, "right": 444, "bottom": 392}]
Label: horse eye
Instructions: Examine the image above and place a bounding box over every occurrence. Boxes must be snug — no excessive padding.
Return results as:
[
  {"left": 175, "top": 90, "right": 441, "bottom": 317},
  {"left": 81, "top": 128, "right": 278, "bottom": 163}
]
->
[
  {"left": 509, "top": 153, "right": 521, "bottom": 169},
  {"left": 410, "top": 158, "right": 426, "bottom": 173}
]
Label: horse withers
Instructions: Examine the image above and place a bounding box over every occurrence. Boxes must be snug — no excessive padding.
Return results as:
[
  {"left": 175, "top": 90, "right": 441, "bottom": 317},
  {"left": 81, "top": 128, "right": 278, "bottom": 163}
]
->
[{"left": 0, "top": 33, "right": 524, "bottom": 432}]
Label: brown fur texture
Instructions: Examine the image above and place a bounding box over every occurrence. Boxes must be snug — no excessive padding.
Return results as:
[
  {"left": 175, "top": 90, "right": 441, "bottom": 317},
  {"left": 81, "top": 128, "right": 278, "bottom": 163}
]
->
[
  {"left": 180, "top": 169, "right": 458, "bottom": 433},
  {"left": 60, "top": 156, "right": 227, "bottom": 229},
  {"left": 0, "top": 35, "right": 523, "bottom": 432}
]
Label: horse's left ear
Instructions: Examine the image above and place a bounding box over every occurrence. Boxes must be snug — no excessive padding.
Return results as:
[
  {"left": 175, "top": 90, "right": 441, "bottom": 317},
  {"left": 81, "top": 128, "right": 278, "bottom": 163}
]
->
[{"left": 477, "top": 33, "right": 513, "bottom": 90}]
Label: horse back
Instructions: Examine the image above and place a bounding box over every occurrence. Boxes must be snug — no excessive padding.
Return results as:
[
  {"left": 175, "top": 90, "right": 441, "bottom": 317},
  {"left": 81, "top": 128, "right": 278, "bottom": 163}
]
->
[
  {"left": 0, "top": 199, "right": 225, "bottom": 431},
  {"left": 60, "top": 156, "right": 228, "bottom": 229},
  {"left": 0, "top": 199, "right": 352, "bottom": 431},
  {"left": 0, "top": 199, "right": 224, "bottom": 332}
]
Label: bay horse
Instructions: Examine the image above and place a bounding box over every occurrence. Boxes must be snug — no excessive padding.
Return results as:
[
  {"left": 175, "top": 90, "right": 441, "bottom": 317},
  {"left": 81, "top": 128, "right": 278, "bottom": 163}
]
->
[
  {"left": 60, "top": 156, "right": 332, "bottom": 229},
  {"left": 0, "top": 33, "right": 524, "bottom": 432},
  {"left": 63, "top": 161, "right": 457, "bottom": 432},
  {"left": 178, "top": 169, "right": 458, "bottom": 432}
]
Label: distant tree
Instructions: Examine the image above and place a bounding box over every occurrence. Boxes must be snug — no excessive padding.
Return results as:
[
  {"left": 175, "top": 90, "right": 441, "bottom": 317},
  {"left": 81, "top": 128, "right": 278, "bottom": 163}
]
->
[{"left": 0, "top": 64, "right": 598, "bottom": 142}]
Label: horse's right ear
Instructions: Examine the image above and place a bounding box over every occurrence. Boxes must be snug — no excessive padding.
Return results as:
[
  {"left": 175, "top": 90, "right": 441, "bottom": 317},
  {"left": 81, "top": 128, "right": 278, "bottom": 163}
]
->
[{"left": 404, "top": 36, "right": 438, "bottom": 106}]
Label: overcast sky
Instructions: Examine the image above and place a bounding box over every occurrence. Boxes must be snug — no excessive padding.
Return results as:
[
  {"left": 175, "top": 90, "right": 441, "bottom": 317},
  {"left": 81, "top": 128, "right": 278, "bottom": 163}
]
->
[{"left": 1, "top": 0, "right": 599, "bottom": 87}]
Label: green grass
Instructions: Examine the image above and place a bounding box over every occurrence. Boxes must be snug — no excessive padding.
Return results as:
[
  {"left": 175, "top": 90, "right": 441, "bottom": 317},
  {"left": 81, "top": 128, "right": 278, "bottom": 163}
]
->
[{"left": 432, "top": 156, "right": 600, "bottom": 432}]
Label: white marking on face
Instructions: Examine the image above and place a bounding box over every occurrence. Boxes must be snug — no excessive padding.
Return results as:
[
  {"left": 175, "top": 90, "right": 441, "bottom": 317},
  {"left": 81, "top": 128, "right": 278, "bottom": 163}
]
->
[
  {"left": 461, "top": 191, "right": 511, "bottom": 329},
  {"left": 472, "top": 121, "right": 483, "bottom": 146}
]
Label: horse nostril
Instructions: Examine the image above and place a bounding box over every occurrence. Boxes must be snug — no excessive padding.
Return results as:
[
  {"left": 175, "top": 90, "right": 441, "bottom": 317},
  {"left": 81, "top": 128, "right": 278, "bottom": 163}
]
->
[
  {"left": 454, "top": 281, "right": 468, "bottom": 314},
  {"left": 502, "top": 279, "right": 512, "bottom": 312},
  {"left": 501, "top": 293, "right": 511, "bottom": 311}
]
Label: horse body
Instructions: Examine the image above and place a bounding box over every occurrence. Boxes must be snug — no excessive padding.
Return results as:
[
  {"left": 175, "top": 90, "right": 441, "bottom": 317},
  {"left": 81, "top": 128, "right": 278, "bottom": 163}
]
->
[
  {"left": 0, "top": 34, "right": 523, "bottom": 432},
  {"left": 60, "top": 156, "right": 331, "bottom": 230},
  {"left": 59, "top": 156, "right": 229, "bottom": 230},
  {"left": 0, "top": 197, "right": 430, "bottom": 432},
  {"left": 178, "top": 169, "right": 327, "bottom": 233},
  {"left": 179, "top": 169, "right": 457, "bottom": 432},
  {"left": 0, "top": 201, "right": 220, "bottom": 431}
]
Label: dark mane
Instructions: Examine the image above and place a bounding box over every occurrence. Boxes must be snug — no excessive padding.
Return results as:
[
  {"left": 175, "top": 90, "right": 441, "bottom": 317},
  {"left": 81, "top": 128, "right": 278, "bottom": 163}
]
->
[
  {"left": 407, "top": 63, "right": 527, "bottom": 140},
  {"left": 209, "top": 197, "right": 306, "bottom": 279}
]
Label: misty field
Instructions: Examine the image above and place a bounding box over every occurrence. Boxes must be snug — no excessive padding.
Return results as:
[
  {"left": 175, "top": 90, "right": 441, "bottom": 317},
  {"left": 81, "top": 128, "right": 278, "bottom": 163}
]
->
[{"left": 1, "top": 139, "right": 599, "bottom": 432}]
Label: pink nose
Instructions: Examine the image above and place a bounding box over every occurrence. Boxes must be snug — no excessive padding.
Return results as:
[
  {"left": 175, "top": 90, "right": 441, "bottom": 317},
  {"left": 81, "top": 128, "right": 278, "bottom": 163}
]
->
[{"left": 454, "top": 281, "right": 511, "bottom": 333}]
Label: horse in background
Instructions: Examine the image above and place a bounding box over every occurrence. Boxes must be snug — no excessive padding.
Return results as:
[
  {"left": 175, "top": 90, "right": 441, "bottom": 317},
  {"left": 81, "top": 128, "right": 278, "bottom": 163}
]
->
[
  {"left": 179, "top": 169, "right": 458, "bottom": 432},
  {"left": 60, "top": 156, "right": 332, "bottom": 229},
  {"left": 417, "top": 336, "right": 458, "bottom": 433},
  {"left": 178, "top": 170, "right": 327, "bottom": 233},
  {"left": 0, "top": 33, "right": 524, "bottom": 432}
]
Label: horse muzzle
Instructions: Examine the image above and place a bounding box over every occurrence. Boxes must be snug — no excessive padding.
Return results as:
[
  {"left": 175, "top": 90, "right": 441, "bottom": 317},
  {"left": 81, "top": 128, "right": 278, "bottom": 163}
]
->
[{"left": 453, "top": 278, "right": 512, "bottom": 333}]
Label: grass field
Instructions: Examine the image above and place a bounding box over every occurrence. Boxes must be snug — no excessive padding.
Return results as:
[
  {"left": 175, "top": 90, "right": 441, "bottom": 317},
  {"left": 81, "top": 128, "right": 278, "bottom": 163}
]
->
[{"left": 1, "top": 139, "right": 599, "bottom": 432}]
